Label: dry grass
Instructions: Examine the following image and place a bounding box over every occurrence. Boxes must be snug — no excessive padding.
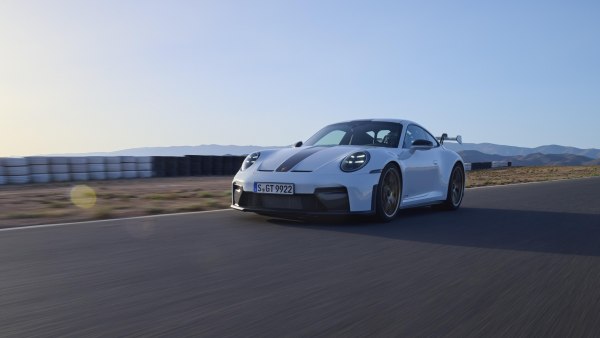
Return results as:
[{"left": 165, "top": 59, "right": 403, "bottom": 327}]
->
[
  {"left": 466, "top": 166, "right": 600, "bottom": 187},
  {"left": 0, "top": 167, "right": 599, "bottom": 227},
  {"left": 0, "top": 177, "right": 233, "bottom": 227}
]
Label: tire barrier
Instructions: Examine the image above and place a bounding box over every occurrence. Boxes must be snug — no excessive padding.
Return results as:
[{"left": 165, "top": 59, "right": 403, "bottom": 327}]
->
[
  {"left": 212, "top": 155, "right": 224, "bottom": 175},
  {"left": 152, "top": 157, "right": 166, "bottom": 178},
  {"left": 105, "top": 157, "right": 122, "bottom": 179},
  {"left": 164, "top": 157, "right": 179, "bottom": 177},
  {"left": 136, "top": 157, "right": 152, "bottom": 178},
  {"left": 466, "top": 161, "right": 511, "bottom": 171},
  {"left": 26, "top": 157, "right": 51, "bottom": 183},
  {"left": 177, "top": 157, "right": 190, "bottom": 177},
  {"left": 49, "top": 157, "right": 70, "bottom": 182},
  {"left": 187, "top": 155, "right": 203, "bottom": 176},
  {"left": 0, "top": 155, "right": 247, "bottom": 184},
  {"left": 0, "top": 159, "right": 6, "bottom": 185},
  {"left": 87, "top": 157, "right": 106, "bottom": 181},
  {"left": 222, "top": 156, "right": 234, "bottom": 175},
  {"left": 120, "top": 156, "right": 138, "bottom": 179},
  {"left": 69, "top": 157, "right": 89, "bottom": 181},
  {"left": 4, "top": 157, "right": 31, "bottom": 184}
]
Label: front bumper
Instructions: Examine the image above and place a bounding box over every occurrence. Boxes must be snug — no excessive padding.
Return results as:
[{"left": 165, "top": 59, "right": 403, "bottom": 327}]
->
[
  {"left": 231, "top": 185, "right": 375, "bottom": 215},
  {"left": 231, "top": 170, "right": 380, "bottom": 213}
]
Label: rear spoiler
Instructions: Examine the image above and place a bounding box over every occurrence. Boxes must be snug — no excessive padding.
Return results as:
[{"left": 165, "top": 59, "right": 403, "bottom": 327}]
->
[{"left": 437, "top": 133, "right": 462, "bottom": 145}]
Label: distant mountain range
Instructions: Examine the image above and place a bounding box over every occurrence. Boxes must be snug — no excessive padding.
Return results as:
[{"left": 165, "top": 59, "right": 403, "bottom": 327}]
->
[
  {"left": 51, "top": 143, "right": 600, "bottom": 166},
  {"left": 444, "top": 143, "right": 600, "bottom": 159},
  {"left": 458, "top": 150, "right": 600, "bottom": 166}
]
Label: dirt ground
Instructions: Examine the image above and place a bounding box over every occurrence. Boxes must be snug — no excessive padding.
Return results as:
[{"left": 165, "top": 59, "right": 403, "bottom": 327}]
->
[
  {"left": 466, "top": 165, "right": 600, "bottom": 187},
  {"left": 1, "top": 166, "right": 599, "bottom": 227},
  {"left": 0, "top": 177, "right": 233, "bottom": 228}
]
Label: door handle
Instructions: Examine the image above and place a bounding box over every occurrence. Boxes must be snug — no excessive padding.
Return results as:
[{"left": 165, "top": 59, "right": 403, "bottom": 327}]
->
[{"left": 433, "top": 161, "right": 438, "bottom": 165}]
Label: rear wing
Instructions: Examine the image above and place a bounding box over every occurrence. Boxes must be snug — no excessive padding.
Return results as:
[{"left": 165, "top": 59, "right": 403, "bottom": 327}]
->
[{"left": 436, "top": 133, "right": 462, "bottom": 145}]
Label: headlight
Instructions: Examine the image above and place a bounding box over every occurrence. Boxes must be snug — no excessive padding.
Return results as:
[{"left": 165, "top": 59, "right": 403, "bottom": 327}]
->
[
  {"left": 241, "top": 152, "right": 260, "bottom": 171},
  {"left": 340, "top": 151, "right": 370, "bottom": 172}
]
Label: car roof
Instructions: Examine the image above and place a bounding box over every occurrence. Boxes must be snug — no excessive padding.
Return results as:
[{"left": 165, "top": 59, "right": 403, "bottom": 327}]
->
[{"left": 336, "top": 118, "right": 419, "bottom": 126}]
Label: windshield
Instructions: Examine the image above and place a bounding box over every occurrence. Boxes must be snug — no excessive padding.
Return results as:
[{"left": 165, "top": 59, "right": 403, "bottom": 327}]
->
[{"left": 304, "top": 121, "right": 403, "bottom": 148}]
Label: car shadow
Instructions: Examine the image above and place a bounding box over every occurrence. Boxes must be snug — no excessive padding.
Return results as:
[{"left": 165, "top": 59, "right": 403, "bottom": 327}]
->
[{"left": 265, "top": 207, "right": 600, "bottom": 257}]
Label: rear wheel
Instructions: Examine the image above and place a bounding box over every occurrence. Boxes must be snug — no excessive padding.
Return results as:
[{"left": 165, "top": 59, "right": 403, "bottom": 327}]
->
[
  {"left": 438, "top": 164, "right": 465, "bottom": 210},
  {"left": 375, "top": 164, "right": 402, "bottom": 222}
]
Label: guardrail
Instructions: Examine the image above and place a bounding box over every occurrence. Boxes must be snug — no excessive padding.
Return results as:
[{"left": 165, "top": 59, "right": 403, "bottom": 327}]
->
[{"left": 0, "top": 155, "right": 246, "bottom": 185}]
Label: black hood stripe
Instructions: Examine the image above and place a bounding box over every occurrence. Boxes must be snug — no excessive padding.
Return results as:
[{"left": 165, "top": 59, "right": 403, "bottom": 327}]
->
[{"left": 276, "top": 147, "right": 326, "bottom": 172}]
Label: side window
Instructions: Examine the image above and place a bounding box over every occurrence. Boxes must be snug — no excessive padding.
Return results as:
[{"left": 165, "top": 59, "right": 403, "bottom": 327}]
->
[{"left": 403, "top": 125, "right": 438, "bottom": 148}]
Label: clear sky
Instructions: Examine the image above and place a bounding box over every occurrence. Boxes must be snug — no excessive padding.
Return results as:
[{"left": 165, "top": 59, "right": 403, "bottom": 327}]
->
[{"left": 1, "top": 0, "right": 599, "bottom": 156}]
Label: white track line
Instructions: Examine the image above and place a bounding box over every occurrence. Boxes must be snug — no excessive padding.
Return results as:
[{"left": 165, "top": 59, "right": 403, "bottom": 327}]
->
[{"left": 0, "top": 209, "right": 234, "bottom": 232}]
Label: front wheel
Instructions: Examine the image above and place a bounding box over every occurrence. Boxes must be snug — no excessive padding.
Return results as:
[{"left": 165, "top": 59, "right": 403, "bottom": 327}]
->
[
  {"left": 375, "top": 164, "right": 402, "bottom": 222},
  {"left": 438, "top": 164, "right": 465, "bottom": 210}
]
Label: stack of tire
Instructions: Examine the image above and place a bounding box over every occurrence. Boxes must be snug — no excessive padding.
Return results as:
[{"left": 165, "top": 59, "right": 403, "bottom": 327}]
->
[
  {"left": 87, "top": 157, "right": 106, "bottom": 180},
  {"left": 201, "top": 156, "right": 214, "bottom": 176},
  {"left": 177, "top": 157, "right": 190, "bottom": 176},
  {"left": 187, "top": 155, "right": 203, "bottom": 176},
  {"left": 69, "top": 157, "right": 89, "bottom": 181},
  {"left": 136, "top": 157, "right": 152, "bottom": 178},
  {"left": 120, "top": 156, "right": 137, "bottom": 179},
  {"left": 27, "top": 157, "right": 51, "bottom": 183},
  {"left": 3, "top": 158, "right": 30, "bottom": 184},
  {"left": 50, "top": 157, "right": 70, "bottom": 182},
  {"left": 105, "top": 157, "right": 122, "bottom": 180},
  {"left": 0, "top": 159, "right": 6, "bottom": 185}
]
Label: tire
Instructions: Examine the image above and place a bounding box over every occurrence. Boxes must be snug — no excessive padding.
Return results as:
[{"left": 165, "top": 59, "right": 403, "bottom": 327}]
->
[
  {"left": 90, "top": 172, "right": 107, "bottom": 180},
  {"left": 30, "top": 165, "right": 49, "bottom": 174},
  {"left": 8, "top": 175, "right": 30, "bottom": 184},
  {"left": 138, "top": 170, "right": 152, "bottom": 178},
  {"left": 3, "top": 158, "right": 27, "bottom": 167},
  {"left": 69, "top": 157, "right": 87, "bottom": 165},
  {"left": 70, "top": 164, "right": 87, "bottom": 173},
  {"left": 6, "top": 166, "right": 29, "bottom": 176},
  {"left": 105, "top": 157, "right": 120, "bottom": 164},
  {"left": 375, "top": 164, "right": 402, "bottom": 222},
  {"left": 438, "top": 164, "right": 465, "bottom": 210},
  {"left": 121, "top": 162, "right": 136, "bottom": 171},
  {"left": 71, "top": 173, "right": 89, "bottom": 181},
  {"left": 137, "top": 162, "right": 152, "bottom": 171},
  {"left": 52, "top": 173, "right": 71, "bottom": 182},
  {"left": 26, "top": 157, "right": 49, "bottom": 165},
  {"left": 106, "top": 172, "right": 122, "bottom": 180},
  {"left": 88, "top": 163, "right": 105, "bottom": 172},
  {"left": 50, "top": 164, "right": 69, "bottom": 174},
  {"left": 105, "top": 163, "right": 121, "bottom": 172},
  {"left": 87, "top": 157, "right": 105, "bottom": 164},
  {"left": 31, "top": 174, "right": 51, "bottom": 183},
  {"left": 49, "top": 157, "right": 68, "bottom": 165},
  {"left": 136, "top": 156, "right": 152, "bottom": 164}
]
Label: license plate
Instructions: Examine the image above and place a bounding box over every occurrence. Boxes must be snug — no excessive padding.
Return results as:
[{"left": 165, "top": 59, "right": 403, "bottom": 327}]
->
[{"left": 254, "top": 182, "right": 294, "bottom": 195}]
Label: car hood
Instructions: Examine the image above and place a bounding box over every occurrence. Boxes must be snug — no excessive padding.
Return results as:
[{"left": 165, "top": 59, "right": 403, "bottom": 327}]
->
[{"left": 257, "top": 146, "right": 369, "bottom": 172}]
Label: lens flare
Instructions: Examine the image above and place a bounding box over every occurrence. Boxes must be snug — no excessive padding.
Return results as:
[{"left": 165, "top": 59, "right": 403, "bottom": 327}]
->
[{"left": 70, "top": 185, "right": 97, "bottom": 209}]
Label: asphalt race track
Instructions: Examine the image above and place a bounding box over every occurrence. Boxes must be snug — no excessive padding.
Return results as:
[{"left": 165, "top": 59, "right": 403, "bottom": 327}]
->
[{"left": 1, "top": 178, "right": 600, "bottom": 337}]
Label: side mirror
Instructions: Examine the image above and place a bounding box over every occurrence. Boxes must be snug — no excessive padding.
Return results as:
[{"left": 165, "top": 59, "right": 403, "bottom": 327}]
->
[
  {"left": 411, "top": 139, "right": 434, "bottom": 149},
  {"left": 293, "top": 141, "right": 303, "bottom": 148}
]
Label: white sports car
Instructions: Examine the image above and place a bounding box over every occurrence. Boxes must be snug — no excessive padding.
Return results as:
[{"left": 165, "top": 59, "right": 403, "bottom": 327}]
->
[{"left": 231, "top": 119, "right": 465, "bottom": 221}]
